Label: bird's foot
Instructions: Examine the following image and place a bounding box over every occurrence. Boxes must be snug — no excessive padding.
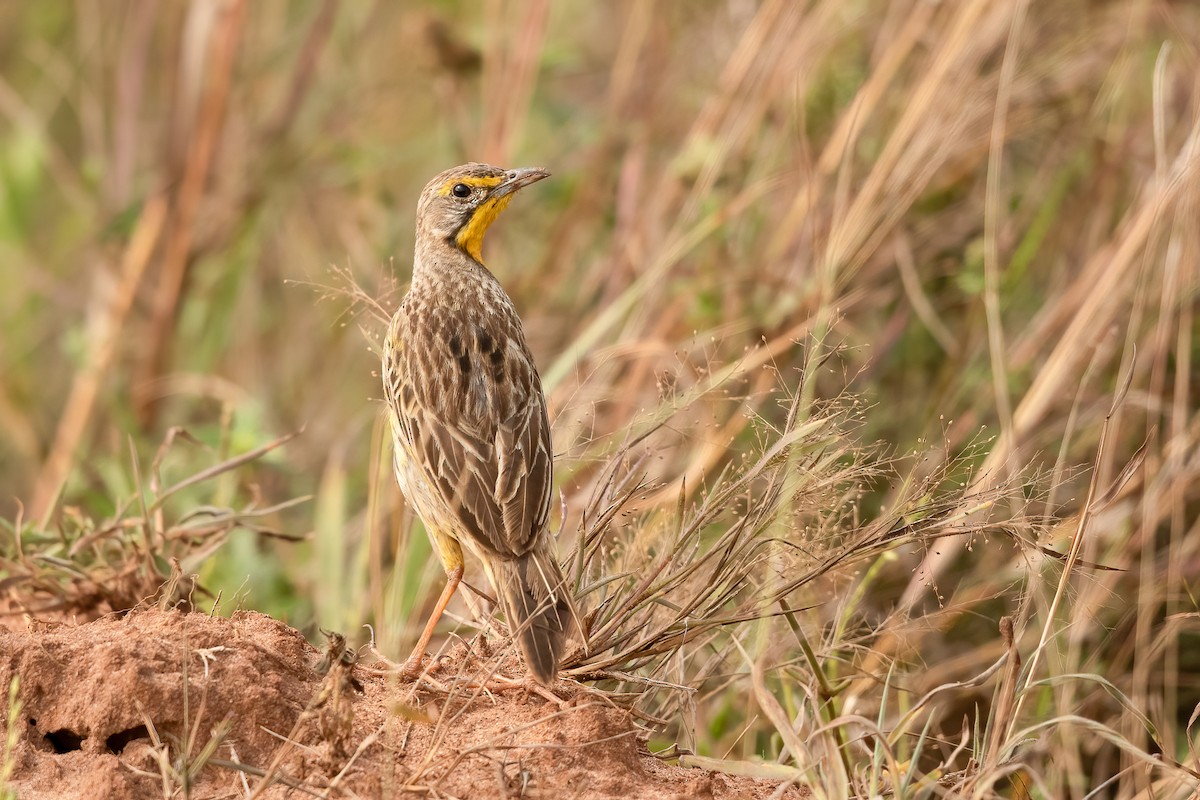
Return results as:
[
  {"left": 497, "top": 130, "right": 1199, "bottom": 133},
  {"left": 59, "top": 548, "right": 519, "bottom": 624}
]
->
[
  {"left": 520, "top": 676, "right": 569, "bottom": 708},
  {"left": 398, "top": 654, "right": 427, "bottom": 681},
  {"left": 357, "top": 647, "right": 428, "bottom": 681}
]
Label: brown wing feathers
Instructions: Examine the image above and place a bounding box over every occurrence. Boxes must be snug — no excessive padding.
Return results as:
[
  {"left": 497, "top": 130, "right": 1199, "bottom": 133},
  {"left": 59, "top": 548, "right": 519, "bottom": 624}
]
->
[{"left": 391, "top": 302, "right": 551, "bottom": 559}]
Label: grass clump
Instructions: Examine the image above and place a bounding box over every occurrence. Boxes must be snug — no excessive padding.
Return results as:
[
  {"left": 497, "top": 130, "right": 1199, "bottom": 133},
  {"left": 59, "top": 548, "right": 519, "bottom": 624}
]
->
[{"left": 0, "top": 430, "right": 305, "bottom": 620}]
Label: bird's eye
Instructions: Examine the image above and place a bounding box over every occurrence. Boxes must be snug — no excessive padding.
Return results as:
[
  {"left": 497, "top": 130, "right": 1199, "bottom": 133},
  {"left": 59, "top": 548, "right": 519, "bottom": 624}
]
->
[{"left": 452, "top": 183, "right": 471, "bottom": 198}]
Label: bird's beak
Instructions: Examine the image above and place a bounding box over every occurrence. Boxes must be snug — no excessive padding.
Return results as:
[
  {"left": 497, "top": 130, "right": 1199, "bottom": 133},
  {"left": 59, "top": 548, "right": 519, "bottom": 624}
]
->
[{"left": 491, "top": 167, "right": 550, "bottom": 198}]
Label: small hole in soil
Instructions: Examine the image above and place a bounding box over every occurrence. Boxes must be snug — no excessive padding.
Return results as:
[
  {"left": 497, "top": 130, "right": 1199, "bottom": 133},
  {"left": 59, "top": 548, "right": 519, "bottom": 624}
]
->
[
  {"left": 27, "top": 718, "right": 36, "bottom": 727},
  {"left": 106, "top": 725, "right": 150, "bottom": 754},
  {"left": 45, "top": 729, "right": 84, "bottom": 753}
]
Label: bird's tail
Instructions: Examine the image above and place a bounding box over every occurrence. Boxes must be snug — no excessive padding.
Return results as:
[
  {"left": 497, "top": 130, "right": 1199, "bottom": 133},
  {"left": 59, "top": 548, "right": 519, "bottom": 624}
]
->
[{"left": 493, "top": 546, "right": 577, "bottom": 685}]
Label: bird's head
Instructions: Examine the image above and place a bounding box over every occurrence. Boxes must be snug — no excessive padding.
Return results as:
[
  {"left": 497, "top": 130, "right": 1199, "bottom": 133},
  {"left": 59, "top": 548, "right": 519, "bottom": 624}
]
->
[{"left": 416, "top": 162, "right": 550, "bottom": 262}]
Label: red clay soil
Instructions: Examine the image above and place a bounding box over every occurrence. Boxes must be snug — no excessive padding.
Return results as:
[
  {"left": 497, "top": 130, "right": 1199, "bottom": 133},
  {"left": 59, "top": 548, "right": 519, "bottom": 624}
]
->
[{"left": 0, "top": 609, "right": 803, "bottom": 799}]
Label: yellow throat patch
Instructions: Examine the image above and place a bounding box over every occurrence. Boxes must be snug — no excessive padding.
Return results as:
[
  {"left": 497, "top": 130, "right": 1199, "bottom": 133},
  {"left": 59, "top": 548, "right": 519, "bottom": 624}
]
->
[
  {"left": 451, "top": 197, "right": 506, "bottom": 262},
  {"left": 455, "top": 194, "right": 514, "bottom": 262},
  {"left": 439, "top": 175, "right": 511, "bottom": 262}
]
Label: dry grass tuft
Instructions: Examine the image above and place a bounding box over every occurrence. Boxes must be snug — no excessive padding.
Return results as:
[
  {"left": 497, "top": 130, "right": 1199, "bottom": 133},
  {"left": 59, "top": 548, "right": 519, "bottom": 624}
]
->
[{"left": 0, "top": 430, "right": 305, "bottom": 622}]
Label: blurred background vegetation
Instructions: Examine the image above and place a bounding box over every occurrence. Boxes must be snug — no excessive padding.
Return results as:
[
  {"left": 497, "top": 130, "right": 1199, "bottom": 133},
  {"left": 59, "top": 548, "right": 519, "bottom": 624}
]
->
[{"left": 1, "top": 0, "right": 1199, "bottom": 795}]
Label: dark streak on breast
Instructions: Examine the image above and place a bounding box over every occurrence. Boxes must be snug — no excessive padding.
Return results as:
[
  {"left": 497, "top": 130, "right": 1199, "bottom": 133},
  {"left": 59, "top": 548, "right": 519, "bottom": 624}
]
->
[
  {"left": 476, "top": 330, "right": 494, "bottom": 353},
  {"left": 448, "top": 332, "right": 471, "bottom": 375}
]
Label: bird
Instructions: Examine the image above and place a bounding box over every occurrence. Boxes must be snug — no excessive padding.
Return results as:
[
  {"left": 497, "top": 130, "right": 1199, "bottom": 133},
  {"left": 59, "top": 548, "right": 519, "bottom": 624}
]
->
[{"left": 381, "top": 162, "right": 577, "bottom": 686}]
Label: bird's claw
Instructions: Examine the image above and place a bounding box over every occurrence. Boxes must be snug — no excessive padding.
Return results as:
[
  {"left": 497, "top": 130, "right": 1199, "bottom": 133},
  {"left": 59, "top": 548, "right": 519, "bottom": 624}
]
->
[{"left": 398, "top": 655, "right": 426, "bottom": 681}]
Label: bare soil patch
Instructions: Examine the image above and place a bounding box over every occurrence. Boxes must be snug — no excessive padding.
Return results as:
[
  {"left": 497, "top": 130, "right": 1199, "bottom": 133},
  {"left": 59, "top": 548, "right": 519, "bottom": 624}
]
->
[{"left": 0, "top": 609, "right": 801, "bottom": 798}]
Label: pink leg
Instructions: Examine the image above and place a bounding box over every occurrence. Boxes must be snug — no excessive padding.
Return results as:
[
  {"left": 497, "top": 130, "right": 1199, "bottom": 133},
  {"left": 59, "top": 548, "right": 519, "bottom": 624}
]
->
[{"left": 401, "top": 563, "right": 464, "bottom": 679}]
